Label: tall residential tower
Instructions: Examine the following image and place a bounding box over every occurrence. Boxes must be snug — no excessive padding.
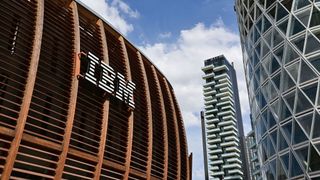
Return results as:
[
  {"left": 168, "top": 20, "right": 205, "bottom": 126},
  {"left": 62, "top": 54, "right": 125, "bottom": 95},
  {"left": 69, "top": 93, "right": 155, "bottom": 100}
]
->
[
  {"left": 236, "top": 0, "right": 320, "bottom": 179},
  {"left": 201, "top": 55, "right": 248, "bottom": 179}
]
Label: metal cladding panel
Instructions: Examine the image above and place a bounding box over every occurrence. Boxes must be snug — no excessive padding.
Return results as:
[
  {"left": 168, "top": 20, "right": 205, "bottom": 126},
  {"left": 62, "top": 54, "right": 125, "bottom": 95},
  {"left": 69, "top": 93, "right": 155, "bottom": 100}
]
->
[
  {"left": 0, "top": 0, "right": 36, "bottom": 131},
  {"left": 143, "top": 59, "right": 166, "bottom": 179},
  {"left": 0, "top": 0, "right": 191, "bottom": 179},
  {"left": 126, "top": 46, "right": 149, "bottom": 174}
]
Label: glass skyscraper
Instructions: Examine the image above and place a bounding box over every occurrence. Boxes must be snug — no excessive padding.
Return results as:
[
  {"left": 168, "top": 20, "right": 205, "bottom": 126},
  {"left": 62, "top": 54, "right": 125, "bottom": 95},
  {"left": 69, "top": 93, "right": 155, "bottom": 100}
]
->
[
  {"left": 246, "top": 130, "right": 262, "bottom": 180},
  {"left": 201, "top": 55, "right": 248, "bottom": 179},
  {"left": 235, "top": 0, "right": 320, "bottom": 179}
]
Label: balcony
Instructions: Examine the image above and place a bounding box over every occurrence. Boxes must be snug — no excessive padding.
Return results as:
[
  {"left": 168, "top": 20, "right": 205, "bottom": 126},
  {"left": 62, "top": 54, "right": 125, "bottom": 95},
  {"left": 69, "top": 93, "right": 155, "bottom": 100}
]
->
[
  {"left": 209, "top": 166, "right": 219, "bottom": 171},
  {"left": 222, "top": 115, "right": 236, "bottom": 121},
  {"left": 207, "top": 118, "right": 219, "bottom": 125},
  {"left": 217, "top": 110, "right": 235, "bottom": 117},
  {"left": 225, "top": 147, "right": 241, "bottom": 153},
  {"left": 221, "top": 105, "right": 236, "bottom": 113},
  {"left": 216, "top": 91, "right": 232, "bottom": 98},
  {"left": 207, "top": 127, "right": 220, "bottom": 134},
  {"left": 206, "top": 108, "right": 218, "bottom": 114},
  {"left": 220, "top": 96, "right": 234, "bottom": 103},
  {"left": 220, "top": 86, "right": 233, "bottom": 93},
  {"left": 208, "top": 148, "right": 223, "bottom": 154},
  {"left": 207, "top": 138, "right": 221, "bottom": 144},
  {"left": 205, "top": 99, "right": 218, "bottom": 105},
  {"left": 203, "top": 86, "right": 212, "bottom": 92},
  {"left": 213, "top": 64, "right": 229, "bottom": 72},
  {"left": 220, "top": 129, "right": 238, "bottom": 137},
  {"left": 204, "top": 96, "right": 213, "bottom": 101},
  {"left": 203, "top": 90, "right": 216, "bottom": 96},
  {"left": 205, "top": 114, "right": 214, "bottom": 119},
  {"left": 224, "top": 175, "right": 243, "bottom": 180},
  {"left": 214, "top": 73, "right": 228, "bottom": 80},
  {"left": 224, "top": 136, "right": 239, "bottom": 142},
  {"left": 221, "top": 141, "right": 239, "bottom": 147},
  {"left": 206, "top": 133, "right": 217, "bottom": 139},
  {"left": 223, "top": 125, "right": 238, "bottom": 132},
  {"left": 202, "top": 64, "right": 214, "bottom": 71},
  {"left": 204, "top": 81, "right": 216, "bottom": 87},
  {"left": 210, "top": 160, "right": 223, "bottom": 165},
  {"left": 226, "top": 158, "right": 242, "bottom": 164},
  {"left": 218, "top": 119, "right": 236, "bottom": 127},
  {"left": 223, "top": 163, "right": 242, "bottom": 169},
  {"left": 228, "top": 169, "right": 243, "bottom": 175},
  {"left": 206, "top": 124, "right": 216, "bottom": 129},
  {"left": 216, "top": 100, "right": 233, "bottom": 107},
  {"left": 221, "top": 152, "right": 240, "bottom": 158},
  {"left": 215, "top": 81, "right": 232, "bottom": 89},
  {"left": 202, "top": 72, "right": 215, "bottom": 79},
  {"left": 210, "top": 171, "right": 224, "bottom": 177},
  {"left": 218, "top": 77, "right": 231, "bottom": 84},
  {"left": 207, "top": 142, "right": 218, "bottom": 148},
  {"left": 205, "top": 105, "right": 215, "bottom": 110}
]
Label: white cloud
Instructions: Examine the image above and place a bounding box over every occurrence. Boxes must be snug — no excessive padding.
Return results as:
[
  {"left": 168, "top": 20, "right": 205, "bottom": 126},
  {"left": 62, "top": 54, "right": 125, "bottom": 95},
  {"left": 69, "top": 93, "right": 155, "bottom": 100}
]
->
[
  {"left": 159, "top": 32, "right": 172, "bottom": 39},
  {"left": 111, "top": 0, "right": 140, "bottom": 18},
  {"left": 139, "top": 22, "right": 250, "bottom": 128},
  {"left": 139, "top": 20, "right": 251, "bottom": 180},
  {"left": 79, "top": 0, "right": 137, "bottom": 35}
]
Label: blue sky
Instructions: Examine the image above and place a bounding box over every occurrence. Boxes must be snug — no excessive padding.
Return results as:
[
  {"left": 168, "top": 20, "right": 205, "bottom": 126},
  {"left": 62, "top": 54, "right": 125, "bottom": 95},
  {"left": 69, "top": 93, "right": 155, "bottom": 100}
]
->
[
  {"left": 79, "top": 0, "right": 251, "bottom": 179},
  {"left": 124, "top": 0, "right": 239, "bottom": 44}
]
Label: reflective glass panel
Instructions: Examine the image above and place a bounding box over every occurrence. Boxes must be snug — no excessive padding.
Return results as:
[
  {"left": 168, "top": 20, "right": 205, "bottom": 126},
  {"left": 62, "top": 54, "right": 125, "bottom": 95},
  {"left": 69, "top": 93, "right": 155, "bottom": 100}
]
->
[
  {"left": 296, "top": 112, "right": 313, "bottom": 137},
  {"left": 292, "top": 34, "right": 306, "bottom": 52},
  {"left": 302, "top": 82, "right": 318, "bottom": 104},
  {"left": 277, "top": 3, "right": 289, "bottom": 21},
  {"left": 273, "top": 29, "right": 284, "bottom": 46},
  {"left": 295, "top": 89, "right": 313, "bottom": 114},
  {"left": 281, "top": 0, "right": 293, "bottom": 12},
  {"left": 294, "top": 145, "right": 309, "bottom": 170},
  {"left": 294, "top": 0, "right": 311, "bottom": 10},
  {"left": 312, "top": 112, "right": 320, "bottom": 139},
  {"left": 308, "top": 55, "right": 320, "bottom": 74},
  {"left": 282, "top": 121, "right": 292, "bottom": 143},
  {"left": 277, "top": 158, "right": 288, "bottom": 179},
  {"left": 283, "top": 90, "right": 295, "bottom": 111},
  {"left": 310, "top": 6, "right": 320, "bottom": 27},
  {"left": 280, "top": 152, "right": 290, "bottom": 172},
  {"left": 292, "top": 120, "right": 308, "bottom": 145},
  {"left": 299, "top": 60, "right": 317, "bottom": 83},
  {"left": 290, "top": 17, "right": 305, "bottom": 36},
  {"left": 296, "top": 8, "right": 311, "bottom": 27},
  {"left": 308, "top": 145, "right": 320, "bottom": 172},
  {"left": 282, "top": 69, "right": 295, "bottom": 92},
  {"left": 286, "top": 61, "right": 299, "bottom": 82},
  {"left": 279, "top": 130, "right": 289, "bottom": 151},
  {"left": 290, "top": 152, "right": 303, "bottom": 177},
  {"left": 280, "top": 98, "right": 292, "bottom": 121},
  {"left": 284, "top": 44, "right": 299, "bottom": 64}
]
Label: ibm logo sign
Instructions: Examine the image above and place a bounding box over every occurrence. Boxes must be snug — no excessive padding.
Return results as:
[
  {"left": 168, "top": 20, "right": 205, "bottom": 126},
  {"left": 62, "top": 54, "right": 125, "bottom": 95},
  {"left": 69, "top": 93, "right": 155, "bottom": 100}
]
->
[{"left": 80, "top": 52, "right": 135, "bottom": 109}]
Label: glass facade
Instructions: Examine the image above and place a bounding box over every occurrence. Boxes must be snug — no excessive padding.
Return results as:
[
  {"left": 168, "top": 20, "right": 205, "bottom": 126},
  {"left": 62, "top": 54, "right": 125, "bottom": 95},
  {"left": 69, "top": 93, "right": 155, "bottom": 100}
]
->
[
  {"left": 246, "top": 130, "right": 262, "bottom": 180},
  {"left": 236, "top": 0, "right": 320, "bottom": 179}
]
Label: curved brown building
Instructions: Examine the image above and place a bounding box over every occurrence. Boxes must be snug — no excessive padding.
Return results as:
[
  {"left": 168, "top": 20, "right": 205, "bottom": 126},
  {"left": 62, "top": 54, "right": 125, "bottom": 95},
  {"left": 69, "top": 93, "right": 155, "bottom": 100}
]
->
[{"left": 0, "top": 0, "right": 191, "bottom": 179}]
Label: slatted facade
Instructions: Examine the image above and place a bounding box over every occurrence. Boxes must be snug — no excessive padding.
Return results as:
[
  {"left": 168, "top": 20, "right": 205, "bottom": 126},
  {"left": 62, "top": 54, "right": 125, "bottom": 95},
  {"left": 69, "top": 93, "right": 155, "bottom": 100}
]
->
[{"left": 0, "top": 0, "right": 191, "bottom": 179}]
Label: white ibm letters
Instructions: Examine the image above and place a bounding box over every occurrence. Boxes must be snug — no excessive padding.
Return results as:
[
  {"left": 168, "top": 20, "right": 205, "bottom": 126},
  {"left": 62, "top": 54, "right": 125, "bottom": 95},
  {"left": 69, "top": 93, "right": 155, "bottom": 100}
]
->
[{"left": 82, "top": 52, "right": 136, "bottom": 109}]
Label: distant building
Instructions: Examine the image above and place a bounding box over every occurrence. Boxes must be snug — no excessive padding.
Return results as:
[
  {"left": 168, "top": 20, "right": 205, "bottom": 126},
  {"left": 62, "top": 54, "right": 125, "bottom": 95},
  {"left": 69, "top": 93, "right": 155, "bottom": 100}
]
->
[
  {"left": 246, "top": 130, "right": 262, "bottom": 180},
  {"left": 236, "top": 0, "right": 320, "bottom": 179},
  {"left": 201, "top": 55, "right": 248, "bottom": 179}
]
